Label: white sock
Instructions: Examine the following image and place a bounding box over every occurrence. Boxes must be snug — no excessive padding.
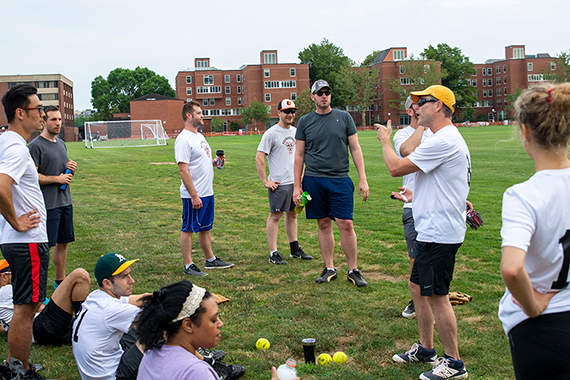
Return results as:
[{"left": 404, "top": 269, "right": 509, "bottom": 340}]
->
[
  {"left": 270, "top": 250, "right": 278, "bottom": 256},
  {"left": 206, "top": 256, "right": 217, "bottom": 263}
]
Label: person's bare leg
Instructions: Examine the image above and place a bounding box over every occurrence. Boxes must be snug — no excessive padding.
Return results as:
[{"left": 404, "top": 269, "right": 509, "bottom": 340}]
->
[
  {"left": 317, "top": 218, "right": 334, "bottom": 268},
  {"left": 429, "top": 294, "right": 460, "bottom": 359},
  {"left": 51, "top": 268, "right": 90, "bottom": 314},
  {"left": 52, "top": 243, "right": 68, "bottom": 281},
  {"left": 284, "top": 211, "right": 298, "bottom": 243},
  {"left": 198, "top": 231, "right": 214, "bottom": 260},
  {"left": 9, "top": 302, "right": 41, "bottom": 371},
  {"left": 409, "top": 281, "right": 435, "bottom": 349},
  {"left": 335, "top": 218, "right": 358, "bottom": 270},
  {"left": 181, "top": 230, "right": 194, "bottom": 265},
  {"left": 266, "top": 212, "right": 283, "bottom": 251}
]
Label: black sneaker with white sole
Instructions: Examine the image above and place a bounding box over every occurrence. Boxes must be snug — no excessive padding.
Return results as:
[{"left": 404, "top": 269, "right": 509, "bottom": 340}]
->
[
  {"left": 269, "top": 252, "right": 288, "bottom": 265},
  {"left": 183, "top": 263, "right": 208, "bottom": 276},
  {"left": 347, "top": 269, "right": 368, "bottom": 287},
  {"left": 205, "top": 258, "right": 234, "bottom": 269},
  {"left": 290, "top": 248, "right": 313, "bottom": 260},
  {"left": 402, "top": 300, "right": 416, "bottom": 318},
  {"left": 392, "top": 342, "right": 437, "bottom": 364},
  {"left": 315, "top": 268, "right": 337, "bottom": 283}
]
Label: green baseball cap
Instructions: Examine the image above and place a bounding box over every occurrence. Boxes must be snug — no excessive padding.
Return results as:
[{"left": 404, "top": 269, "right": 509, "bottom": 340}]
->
[{"left": 95, "top": 252, "right": 139, "bottom": 285}]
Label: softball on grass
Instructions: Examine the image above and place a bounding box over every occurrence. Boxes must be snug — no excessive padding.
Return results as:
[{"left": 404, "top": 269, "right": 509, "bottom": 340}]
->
[
  {"left": 256, "top": 338, "right": 270, "bottom": 350},
  {"left": 333, "top": 351, "right": 347, "bottom": 364},
  {"left": 317, "top": 353, "right": 332, "bottom": 366}
]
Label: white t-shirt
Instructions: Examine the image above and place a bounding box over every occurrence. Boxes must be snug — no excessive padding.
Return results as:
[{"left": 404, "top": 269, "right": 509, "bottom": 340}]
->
[
  {"left": 0, "top": 285, "right": 13, "bottom": 331},
  {"left": 393, "top": 126, "right": 433, "bottom": 209},
  {"left": 499, "top": 167, "right": 570, "bottom": 334},
  {"left": 175, "top": 129, "right": 214, "bottom": 198},
  {"left": 0, "top": 131, "right": 47, "bottom": 244},
  {"left": 257, "top": 124, "right": 297, "bottom": 186},
  {"left": 408, "top": 125, "right": 470, "bottom": 244},
  {"left": 72, "top": 290, "right": 140, "bottom": 380}
]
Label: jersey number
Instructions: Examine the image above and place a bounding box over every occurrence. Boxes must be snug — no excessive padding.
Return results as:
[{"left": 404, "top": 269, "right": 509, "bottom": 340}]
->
[
  {"left": 551, "top": 230, "right": 570, "bottom": 290},
  {"left": 73, "top": 310, "right": 87, "bottom": 343}
]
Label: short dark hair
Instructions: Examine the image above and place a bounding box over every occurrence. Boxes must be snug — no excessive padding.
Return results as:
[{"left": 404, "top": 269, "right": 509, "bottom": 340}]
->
[
  {"left": 182, "top": 101, "right": 201, "bottom": 122},
  {"left": 42, "top": 105, "right": 59, "bottom": 121},
  {"left": 2, "top": 84, "right": 38, "bottom": 123}
]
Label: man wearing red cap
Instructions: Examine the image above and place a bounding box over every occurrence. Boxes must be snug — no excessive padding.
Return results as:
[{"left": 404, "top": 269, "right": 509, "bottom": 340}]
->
[{"left": 377, "top": 85, "right": 470, "bottom": 379}]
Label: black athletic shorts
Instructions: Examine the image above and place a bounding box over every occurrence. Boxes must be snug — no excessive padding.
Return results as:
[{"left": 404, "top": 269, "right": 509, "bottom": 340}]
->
[
  {"left": 116, "top": 327, "right": 143, "bottom": 380},
  {"left": 46, "top": 205, "right": 75, "bottom": 247},
  {"left": 0, "top": 243, "right": 49, "bottom": 304},
  {"left": 410, "top": 241, "right": 461, "bottom": 296},
  {"left": 402, "top": 208, "right": 417, "bottom": 258},
  {"left": 508, "top": 311, "right": 570, "bottom": 380},
  {"left": 33, "top": 299, "right": 73, "bottom": 346}
]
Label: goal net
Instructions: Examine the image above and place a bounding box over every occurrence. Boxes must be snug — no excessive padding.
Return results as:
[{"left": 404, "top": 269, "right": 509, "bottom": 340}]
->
[{"left": 84, "top": 120, "right": 168, "bottom": 148}]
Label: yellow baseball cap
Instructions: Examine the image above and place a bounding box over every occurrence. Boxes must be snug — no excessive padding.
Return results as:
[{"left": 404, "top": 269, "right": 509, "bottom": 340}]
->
[{"left": 410, "top": 85, "right": 455, "bottom": 113}]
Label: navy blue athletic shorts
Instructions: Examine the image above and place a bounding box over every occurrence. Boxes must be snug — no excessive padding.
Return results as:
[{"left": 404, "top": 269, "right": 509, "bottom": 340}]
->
[{"left": 302, "top": 176, "right": 354, "bottom": 220}]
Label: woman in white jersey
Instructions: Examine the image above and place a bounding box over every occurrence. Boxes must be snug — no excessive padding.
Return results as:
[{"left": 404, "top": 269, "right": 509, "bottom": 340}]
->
[{"left": 499, "top": 82, "right": 570, "bottom": 379}]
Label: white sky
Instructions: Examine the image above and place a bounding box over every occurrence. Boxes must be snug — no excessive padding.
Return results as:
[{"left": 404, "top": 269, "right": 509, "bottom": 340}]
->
[{"left": 2, "top": 0, "right": 568, "bottom": 110}]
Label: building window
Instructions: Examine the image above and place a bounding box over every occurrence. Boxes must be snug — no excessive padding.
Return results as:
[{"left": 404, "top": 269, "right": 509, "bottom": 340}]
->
[
  {"left": 400, "top": 78, "right": 411, "bottom": 85},
  {"left": 483, "top": 90, "right": 487, "bottom": 97},
  {"left": 503, "top": 64, "right": 507, "bottom": 73},
  {"left": 186, "top": 98, "right": 192, "bottom": 102},
  {"left": 264, "top": 69, "right": 270, "bottom": 78},
  {"left": 237, "top": 86, "right": 241, "bottom": 94},
  {"left": 399, "top": 66, "right": 405, "bottom": 74},
  {"left": 503, "top": 76, "right": 507, "bottom": 84},
  {"left": 265, "top": 93, "right": 271, "bottom": 102},
  {"left": 225, "top": 86, "right": 230, "bottom": 94},
  {"left": 290, "top": 68, "right": 296, "bottom": 77},
  {"left": 488, "top": 89, "right": 493, "bottom": 97},
  {"left": 196, "top": 60, "right": 208, "bottom": 68},
  {"left": 224, "top": 75, "right": 230, "bottom": 83},
  {"left": 203, "top": 99, "right": 208, "bottom": 106},
  {"left": 264, "top": 53, "right": 276, "bottom": 64},
  {"left": 291, "top": 93, "right": 297, "bottom": 101},
  {"left": 497, "top": 88, "right": 502, "bottom": 96},
  {"left": 424, "top": 64, "right": 430, "bottom": 73},
  {"left": 186, "top": 76, "right": 192, "bottom": 84},
  {"left": 528, "top": 62, "right": 533, "bottom": 71},
  {"left": 496, "top": 78, "right": 501, "bottom": 85},
  {"left": 186, "top": 88, "right": 192, "bottom": 96},
  {"left": 472, "top": 79, "right": 477, "bottom": 87},
  {"left": 551, "top": 62, "right": 556, "bottom": 70},
  {"left": 226, "top": 98, "right": 231, "bottom": 106},
  {"left": 504, "top": 87, "right": 507, "bottom": 95},
  {"left": 513, "top": 48, "right": 524, "bottom": 59},
  {"left": 487, "top": 68, "right": 492, "bottom": 75},
  {"left": 496, "top": 66, "right": 501, "bottom": 74},
  {"left": 210, "top": 98, "right": 215, "bottom": 106},
  {"left": 238, "top": 97, "right": 242, "bottom": 105},
  {"left": 528, "top": 74, "right": 545, "bottom": 82},
  {"left": 393, "top": 50, "right": 405, "bottom": 61},
  {"left": 204, "top": 75, "right": 214, "bottom": 85},
  {"left": 483, "top": 80, "right": 486, "bottom": 87},
  {"left": 487, "top": 79, "right": 492, "bottom": 86},
  {"left": 236, "top": 74, "right": 241, "bottom": 83}
]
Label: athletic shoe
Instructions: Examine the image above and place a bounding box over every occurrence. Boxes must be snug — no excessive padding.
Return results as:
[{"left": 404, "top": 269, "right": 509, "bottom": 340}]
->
[
  {"left": 315, "top": 268, "right": 337, "bottom": 283},
  {"left": 402, "top": 300, "right": 416, "bottom": 319},
  {"left": 419, "top": 356, "right": 468, "bottom": 379},
  {"left": 203, "top": 356, "right": 245, "bottom": 380},
  {"left": 392, "top": 342, "right": 437, "bottom": 364},
  {"left": 269, "top": 252, "right": 288, "bottom": 265},
  {"left": 14, "top": 367, "right": 55, "bottom": 380},
  {"left": 183, "top": 263, "right": 208, "bottom": 276},
  {"left": 197, "top": 347, "right": 226, "bottom": 361},
  {"left": 205, "top": 258, "right": 234, "bottom": 269},
  {"left": 7, "top": 359, "right": 44, "bottom": 375},
  {"left": 347, "top": 269, "right": 368, "bottom": 287},
  {"left": 290, "top": 248, "right": 313, "bottom": 260},
  {"left": 0, "top": 363, "right": 15, "bottom": 380}
]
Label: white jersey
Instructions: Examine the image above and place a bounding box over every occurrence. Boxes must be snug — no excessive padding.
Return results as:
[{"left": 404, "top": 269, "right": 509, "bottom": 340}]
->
[
  {"left": 393, "top": 126, "right": 433, "bottom": 209},
  {"left": 257, "top": 124, "right": 296, "bottom": 185},
  {"left": 408, "top": 125, "right": 470, "bottom": 244},
  {"left": 0, "top": 131, "right": 47, "bottom": 244},
  {"left": 499, "top": 167, "right": 570, "bottom": 334},
  {"left": 72, "top": 290, "right": 140, "bottom": 380},
  {"left": 0, "top": 285, "right": 13, "bottom": 331},
  {"left": 174, "top": 129, "right": 214, "bottom": 198}
]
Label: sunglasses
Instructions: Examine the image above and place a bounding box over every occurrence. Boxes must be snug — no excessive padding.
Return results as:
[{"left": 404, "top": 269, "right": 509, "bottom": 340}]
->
[
  {"left": 315, "top": 90, "right": 331, "bottom": 97},
  {"left": 417, "top": 98, "right": 439, "bottom": 107},
  {"left": 21, "top": 106, "right": 44, "bottom": 114},
  {"left": 281, "top": 109, "right": 296, "bottom": 114}
]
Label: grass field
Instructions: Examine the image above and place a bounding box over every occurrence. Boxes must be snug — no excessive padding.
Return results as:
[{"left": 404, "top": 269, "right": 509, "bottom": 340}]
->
[{"left": 1, "top": 125, "right": 536, "bottom": 379}]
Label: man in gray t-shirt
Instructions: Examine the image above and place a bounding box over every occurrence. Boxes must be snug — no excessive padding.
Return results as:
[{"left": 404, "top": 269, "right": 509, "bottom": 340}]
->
[
  {"left": 28, "top": 106, "right": 77, "bottom": 288},
  {"left": 293, "top": 80, "right": 369, "bottom": 287}
]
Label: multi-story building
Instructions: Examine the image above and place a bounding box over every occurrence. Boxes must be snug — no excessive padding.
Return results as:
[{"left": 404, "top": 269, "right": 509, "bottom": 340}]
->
[
  {"left": 0, "top": 74, "right": 77, "bottom": 141},
  {"left": 470, "top": 45, "right": 557, "bottom": 121},
  {"left": 175, "top": 50, "right": 310, "bottom": 132}
]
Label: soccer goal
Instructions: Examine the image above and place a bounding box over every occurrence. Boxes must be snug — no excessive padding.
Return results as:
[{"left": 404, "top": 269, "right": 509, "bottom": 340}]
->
[{"left": 84, "top": 120, "right": 168, "bottom": 148}]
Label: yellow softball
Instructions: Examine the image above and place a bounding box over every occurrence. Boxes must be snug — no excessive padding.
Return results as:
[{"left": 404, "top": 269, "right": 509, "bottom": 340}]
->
[
  {"left": 317, "top": 353, "right": 332, "bottom": 366},
  {"left": 333, "top": 351, "right": 347, "bottom": 364},
  {"left": 256, "top": 338, "right": 270, "bottom": 350}
]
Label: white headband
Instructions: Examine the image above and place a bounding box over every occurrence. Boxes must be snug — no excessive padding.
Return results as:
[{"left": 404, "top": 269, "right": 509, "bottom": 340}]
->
[{"left": 171, "top": 285, "right": 207, "bottom": 323}]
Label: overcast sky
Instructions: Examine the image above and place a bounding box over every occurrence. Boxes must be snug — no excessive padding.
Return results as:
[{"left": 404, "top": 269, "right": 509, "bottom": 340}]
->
[{"left": 2, "top": 0, "right": 568, "bottom": 111}]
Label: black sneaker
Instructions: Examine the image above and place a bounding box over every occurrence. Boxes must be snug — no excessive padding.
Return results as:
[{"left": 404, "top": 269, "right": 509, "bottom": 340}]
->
[
  {"left": 420, "top": 356, "right": 468, "bottom": 379},
  {"left": 7, "top": 359, "right": 44, "bottom": 376},
  {"left": 347, "top": 269, "right": 368, "bottom": 287},
  {"left": 269, "top": 252, "right": 288, "bottom": 265},
  {"left": 392, "top": 342, "right": 437, "bottom": 364},
  {"left": 205, "top": 258, "right": 234, "bottom": 269},
  {"left": 290, "top": 248, "right": 313, "bottom": 260},
  {"left": 15, "top": 367, "right": 55, "bottom": 380},
  {"left": 402, "top": 300, "right": 416, "bottom": 318},
  {"left": 197, "top": 347, "right": 226, "bottom": 361},
  {"left": 203, "top": 357, "right": 245, "bottom": 380},
  {"left": 183, "top": 263, "right": 208, "bottom": 276},
  {"left": 315, "top": 268, "right": 337, "bottom": 283},
  {"left": 0, "top": 363, "right": 15, "bottom": 380}
]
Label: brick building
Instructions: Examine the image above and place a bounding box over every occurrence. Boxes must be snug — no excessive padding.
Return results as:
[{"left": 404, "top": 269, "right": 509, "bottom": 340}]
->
[
  {"left": 130, "top": 93, "right": 184, "bottom": 136},
  {"left": 469, "top": 45, "right": 558, "bottom": 121},
  {"left": 175, "top": 50, "right": 310, "bottom": 132},
  {"left": 0, "top": 74, "right": 77, "bottom": 141}
]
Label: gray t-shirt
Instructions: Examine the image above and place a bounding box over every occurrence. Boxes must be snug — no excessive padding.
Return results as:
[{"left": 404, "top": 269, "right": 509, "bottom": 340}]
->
[
  {"left": 295, "top": 108, "right": 357, "bottom": 178},
  {"left": 28, "top": 135, "right": 73, "bottom": 210}
]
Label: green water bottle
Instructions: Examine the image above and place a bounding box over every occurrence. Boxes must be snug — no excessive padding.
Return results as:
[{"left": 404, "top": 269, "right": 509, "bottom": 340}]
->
[{"left": 295, "top": 191, "right": 312, "bottom": 213}]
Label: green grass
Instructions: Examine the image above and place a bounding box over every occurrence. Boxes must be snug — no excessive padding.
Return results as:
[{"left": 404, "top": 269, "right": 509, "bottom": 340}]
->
[{"left": 1, "top": 125, "right": 535, "bottom": 379}]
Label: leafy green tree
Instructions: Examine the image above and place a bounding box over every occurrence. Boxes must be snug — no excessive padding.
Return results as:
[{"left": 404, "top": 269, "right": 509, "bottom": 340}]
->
[
  {"left": 229, "top": 121, "right": 240, "bottom": 132},
  {"left": 543, "top": 49, "right": 570, "bottom": 82},
  {"left": 361, "top": 50, "right": 381, "bottom": 67},
  {"left": 388, "top": 55, "right": 443, "bottom": 110},
  {"left": 241, "top": 99, "right": 269, "bottom": 130},
  {"left": 338, "top": 66, "right": 378, "bottom": 126},
  {"left": 505, "top": 85, "right": 525, "bottom": 111},
  {"left": 91, "top": 67, "right": 175, "bottom": 119},
  {"left": 294, "top": 88, "right": 314, "bottom": 119},
  {"left": 421, "top": 44, "right": 477, "bottom": 108},
  {"left": 211, "top": 117, "right": 225, "bottom": 132},
  {"left": 298, "top": 39, "right": 353, "bottom": 107}
]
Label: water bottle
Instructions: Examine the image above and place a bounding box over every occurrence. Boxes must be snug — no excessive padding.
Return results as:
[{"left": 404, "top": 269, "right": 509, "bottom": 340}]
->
[
  {"left": 276, "top": 358, "right": 297, "bottom": 380},
  {"left": 216, "top": 150, "right": 224, "bottom": 169},
  {"left": 295, "top": 191, "right": 312, "bottom": 213},
  {"left": 60, "top": 168, "right": 73, "bottom": 190}
]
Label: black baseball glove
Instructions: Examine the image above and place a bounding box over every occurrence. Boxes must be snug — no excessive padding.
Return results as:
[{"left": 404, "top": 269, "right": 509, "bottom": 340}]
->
[{"left": 466, "top": 210, "right": 483, "bottom": 230}]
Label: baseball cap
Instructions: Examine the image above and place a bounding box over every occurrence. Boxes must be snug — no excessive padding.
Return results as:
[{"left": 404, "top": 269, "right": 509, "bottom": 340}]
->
[
  {"left": 410, "top": 85, "right": 455, "bottom": 113},
  {"left": 0, "top": 260, "right": 10, "bottom": 273},
  {"left": 404, "top": 96, "right": 414, "bottom": 110},
  {"left": 95, "top": 252, "right": 139, "bottom": 285},
  {"left": 311, "top": 79, "right": 331, "bottom": 94},
  {"left": 278, "top": 99, "right": 297, "bottom": 111}
]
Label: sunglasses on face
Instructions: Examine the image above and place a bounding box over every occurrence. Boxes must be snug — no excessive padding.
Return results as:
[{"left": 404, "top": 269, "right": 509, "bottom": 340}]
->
[
  {"left": 21, "top": 106, "right": 44, "bottom": 114},
  {"left": 417, "top": 98, "right": 439, "bottom": 107},
  {"left": 315, "top": 90, "right": 331, "bottom": 97},
  {"left": 281, "top": 109, "right": 296, "bottom": 114}
]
